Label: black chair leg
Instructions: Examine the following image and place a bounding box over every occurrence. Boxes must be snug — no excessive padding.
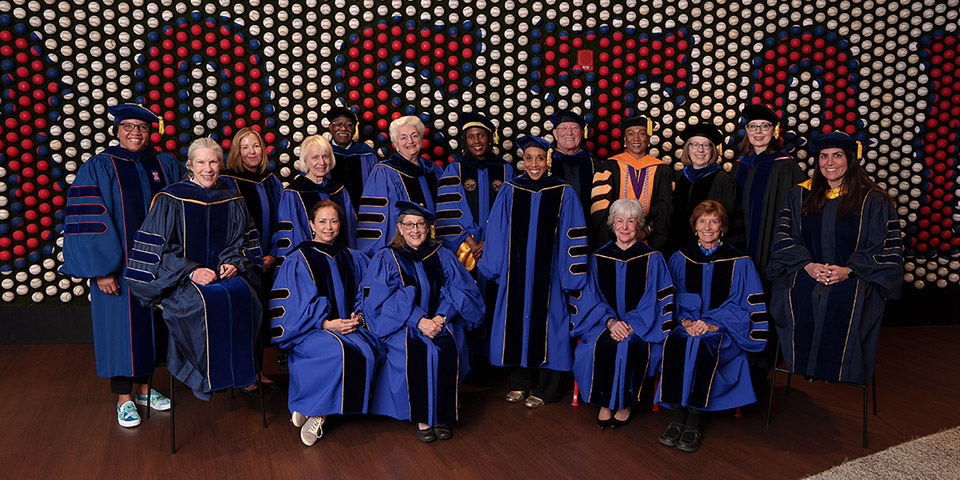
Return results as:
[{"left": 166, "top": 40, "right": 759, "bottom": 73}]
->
[
  {"left": 170, "top": 374, "right": 176, "bottom": 454},
  {"left": 862, "top": 381, "right": 868, "bottom": 449},
  {"left": 258, "top": 375, "right": 267, "bottom": 429},
  {"left": 765, "top": 343, "right": 781, "bottom": 425},
  {"left": 145, "top": 375, "right": 151, "bottom": 420},
  {"left": 872, "top": 376, "right": 878, "bottom": 415}
]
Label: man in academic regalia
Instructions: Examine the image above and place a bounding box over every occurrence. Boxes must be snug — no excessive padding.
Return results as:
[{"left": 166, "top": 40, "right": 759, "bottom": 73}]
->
[
  {"left": 549, "top": 110, "right": 604, "bottom": 224},
  {"left": 60, "top": 103, "right": 184, "bottom": 428},
  {"left": 326, "top": 106, "right": 378, "bottom": 214}
]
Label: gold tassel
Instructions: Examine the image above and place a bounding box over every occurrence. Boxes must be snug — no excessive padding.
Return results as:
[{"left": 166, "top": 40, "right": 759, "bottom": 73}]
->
[
  {"left": 493, "top": 128, "right": 499, "bottom": 145},
  {"left": 583, "top": 125, "right": 588, "bottom": 140},
  {"left": 774, "top": 124, "right": 780, "bottom": 139},
  {"left": 646, "top": 117, "right": 652, "bottom": 136},
  {"left": 158, "top": 117, "right": 164, "bottom": 135},
  {"left": 353, "top": 122, "right": 359, "bottom": 142},
  {"left": 546, "top": 147, "right": 553, "bottom": 169},
  {"left": 856, "top": 141, "right": 862, "bottom": 160},
  {"left": 717, "top": 145, "right": 723, "bottom": 160}
]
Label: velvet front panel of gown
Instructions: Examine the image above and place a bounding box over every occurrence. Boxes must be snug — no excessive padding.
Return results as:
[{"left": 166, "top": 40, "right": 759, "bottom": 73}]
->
[
  {"left": 269, "top": 242, "right": 384, "bottom": 417},
  {"left": 478, "top": 174, "right": 589, "bottom": 371},
  {"left": 361, "top": 244, "right": 484, "bottom": 425},
  {"left": 766, "top": 184, "right": 903, "bottom": 383},
  {"left": 657, "top": 243, "right": 770, "bottom": 411},
  {"left": 125, "top": 180, "right": 263, "bottom": 395},
  {"left": 60, "top": 147, "right": 184, "bottom": 378},
  {"left": 570, "top": 241, "right": 676, "bottom": 411},
  {"left": 663, "top": 166, "right": 739, "bottom": 257}
]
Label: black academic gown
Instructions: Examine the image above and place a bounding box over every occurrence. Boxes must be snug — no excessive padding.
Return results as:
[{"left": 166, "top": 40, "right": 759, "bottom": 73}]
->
[
  {"left": 766, "top": 182, "right": 903, "bottom": 383},
  {"left": 664, "top": 165, "right": 739, "bottom": 256}
]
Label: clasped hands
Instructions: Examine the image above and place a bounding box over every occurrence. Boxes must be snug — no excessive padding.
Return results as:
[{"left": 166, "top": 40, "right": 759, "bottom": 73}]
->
[
  {"left": 191, "top": 264, "right": 238, "bottom": 286},
  {"left": 417, "top": 315, "right": 447, "bottom": 339},
  {"left": 606, "top": 319, "right": 634, "bottom": 342},
  {"left": 681, "top": 319, "right": 718, "bottom": 337},
  {"left": 804, "top": 262, "right": 850, "bottom": 286},
  {"left": 322, "top": 312, "right": 364, "bottom": 335}
]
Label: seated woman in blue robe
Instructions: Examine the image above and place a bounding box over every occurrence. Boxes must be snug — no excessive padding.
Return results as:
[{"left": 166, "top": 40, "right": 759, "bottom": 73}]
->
[
  {"left": 361, "top": 202, "right": 484, "bottom": 443},
  {"left": 220, "top": 127, "right": 284, "bottom": 393},
  {"left": 356, "top": 115, "right": 443, "bottom": 256},
  {"left": 657, "top": 200, "right": 769, "bottom": 453},
  {"left": 478, "top": 135, "right": 589, "bottom": 408},
  {"left": 126, "top": 137, "right": 263, "bottom": 398},
  {"left": 61, "top": 103, "right": 183, "bottom": 427},
  {"left": 269, "top": 199, "right": 384, "bottom": 447},
  {"left": 272, "top": 134, "right": 357, "bottom": 258},
  {"left": 767, "top": 132, "right": 903, "bottom": 384},
  {"left": 571, "top": 199, "right": 675, "bottom": 429}
]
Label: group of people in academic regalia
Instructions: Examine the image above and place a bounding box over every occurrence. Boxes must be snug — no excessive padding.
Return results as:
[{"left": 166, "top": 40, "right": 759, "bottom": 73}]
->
[{"left": 62, "top": 98, "right": 901, "bottom": 453}]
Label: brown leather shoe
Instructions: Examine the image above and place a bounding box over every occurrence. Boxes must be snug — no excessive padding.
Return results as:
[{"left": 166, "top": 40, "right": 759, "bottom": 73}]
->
[
  {"left": 505, "top": 390, "right": 526, "bottom": 403},
  {"left": 523, "top": 395, "right": 545, "bottom": 408}
]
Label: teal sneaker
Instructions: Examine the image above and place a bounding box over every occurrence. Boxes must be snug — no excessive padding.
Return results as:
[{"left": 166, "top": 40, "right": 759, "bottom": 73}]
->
[
  {"left": 117, "top": 401, "right": 141, "bottom": 428},
  {"left": 135, "top": 389, "right": 171, "bottom": 411}
]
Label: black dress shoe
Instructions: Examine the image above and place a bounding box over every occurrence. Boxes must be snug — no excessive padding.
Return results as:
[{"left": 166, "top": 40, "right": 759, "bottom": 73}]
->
[
  {"left": 676, "top": 425, "right": 702, "bottom": 453},
  {"left": 658, "top": 422, "right": 684, "bottom": 447},
  {"left": 434, "top": 424, "right": 453, "bottom": 440},
  {"left": 597, "top": 418, "right": 613, "bottom": 430},
  {"left": 610, "top": 414, "right": 632, "bottom": 429},
  {"left": 416, "top": 426, "right": 437, "bottom": 443}
]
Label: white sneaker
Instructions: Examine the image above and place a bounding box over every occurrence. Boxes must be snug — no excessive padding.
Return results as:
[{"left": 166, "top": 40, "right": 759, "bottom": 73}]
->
[
  {"left": 300, "top": 416, "right": 325, "bottom": 446},
  {"left": 117, "top": 401, "right": 141, "bottom": 428},
  {"left": 291, "top": 411, "right": 307, "bottom": 427}
]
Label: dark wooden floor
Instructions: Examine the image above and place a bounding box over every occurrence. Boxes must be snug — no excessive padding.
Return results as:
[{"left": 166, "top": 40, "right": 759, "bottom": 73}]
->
[{"left": 2, "top": 325, "right": 957, "bottom": 479}]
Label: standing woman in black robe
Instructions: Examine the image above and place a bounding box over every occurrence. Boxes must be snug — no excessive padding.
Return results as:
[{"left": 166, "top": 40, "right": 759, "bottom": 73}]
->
[
  {"left": 221, "top": 127, "right": 284, "bottom": 394},
  {"left": 664, "top": 124, "right": 739, "bottom": 256},
  {"left": 766, "top": 132, "right": 903, "bottom": 383}
]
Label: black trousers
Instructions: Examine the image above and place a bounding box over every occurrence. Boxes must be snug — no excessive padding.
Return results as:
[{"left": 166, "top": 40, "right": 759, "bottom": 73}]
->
[
  {"left": 509, "top": 367, "right": 564, "bottom": 402},
  {"left": 110, "top": 375, "right": 149, "bottom": 395}
]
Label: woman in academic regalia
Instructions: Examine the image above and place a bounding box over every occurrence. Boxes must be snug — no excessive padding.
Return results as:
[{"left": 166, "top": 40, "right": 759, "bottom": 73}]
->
[
  {"left": 61, "top": 103, "right": 183, "bottom": 427},
  {"left": 571, "top": 199, "right": 675, "bottom": 429},
  {"left": 663, "top": 124, "right": 740, "bottom": 256},
  {"left": 126, "top": 137, "right": 262, "bottom": 398},
  {"left": 730, "top": 104, "right": 806, "bottom": 280},
  {"left": 478, "top": 135, "right": 589, "bottom": 408},
  {"left": 362, "top": 202, "right": 484, "bottom": 443},
  {"left": 657, "top": 200, "right": 769, "bottom": 453},
  {"left": 435, "top": 112, "right": 515, "bottom": 350},
  {"left": 220, "top": 127, "right": 284, "bottom": 394},
  {"left": 272, "top": 134, "right": 357, "bottom": 258},
  {"left": 269, "top": 199, "right": 384, "bottom": 446},
  {"left": 766, "top": 132, "right": 902, "bottom": 384},
  {"left": 356, "top": 115, "right": 444, "bottom": 256},
  {"left": 589, "top": 115, "right": 672, "bottom": 250}
]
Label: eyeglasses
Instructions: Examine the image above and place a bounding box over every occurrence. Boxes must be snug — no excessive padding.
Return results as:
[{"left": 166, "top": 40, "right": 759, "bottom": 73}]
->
[
  {"left": 331, "top": 121, "right": 355, "bottom": 130},
  {"left": 400, "top": 221, "right": 428, "bottom": 231},
  {"left": 688, "top": 142, "right": 713, "bottom": 150},
  {"left": 119, "top": 123, "right": 150, "bottom": 133},
  {"left": 745, "top": 122, "right": 773, "bottom": 132}
]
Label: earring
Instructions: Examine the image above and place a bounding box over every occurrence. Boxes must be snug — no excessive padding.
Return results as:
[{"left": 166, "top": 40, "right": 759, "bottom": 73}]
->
[{"left": 311, "top": 230, "right": 316, "bottom": 238}]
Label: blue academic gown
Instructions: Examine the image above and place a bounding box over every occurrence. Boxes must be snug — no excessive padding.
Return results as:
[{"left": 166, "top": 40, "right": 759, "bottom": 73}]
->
[
  {"left": 766, "top": 183, "right": 903, "bottom": 383},
  {"left": 269, "top": 242, "right": 384, "bottom": 417},
  {"left": 571, "top": 241, "right": 676, "bottom": 411},
  {"left": 356, "top": 153, "right": 443, "bottom": 256},
  {"left": 362, "top": 243, "right": 484, "bottom": 425},
  {"left": 478, "top": 174, "right": 589, "bottom": 371},
  {"left": 271, "top": 175, "right": 357, "bottom": 258},
  {"left": 125, "top": 180, "right": 263, "bottom": 396},
  {"left": 60, "top": 146, "right": 183, "bottom": 378},
  {"left": 330, "top": 142, "right": 378, "bottom": 214},
  {"left": 220, "top": 169, "right": 283, "bottom": 257},
  {"left": 435, "top": 154, "right": 514, "bottom": 338},
  {"left": 658, "top": 243, "right": 770, "bottom": 411}
]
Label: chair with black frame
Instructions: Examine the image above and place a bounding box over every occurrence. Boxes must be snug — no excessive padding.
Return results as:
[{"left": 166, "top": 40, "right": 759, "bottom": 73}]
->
[{"left": 765, "top": 342, "right": 877, "bottom": 449}]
